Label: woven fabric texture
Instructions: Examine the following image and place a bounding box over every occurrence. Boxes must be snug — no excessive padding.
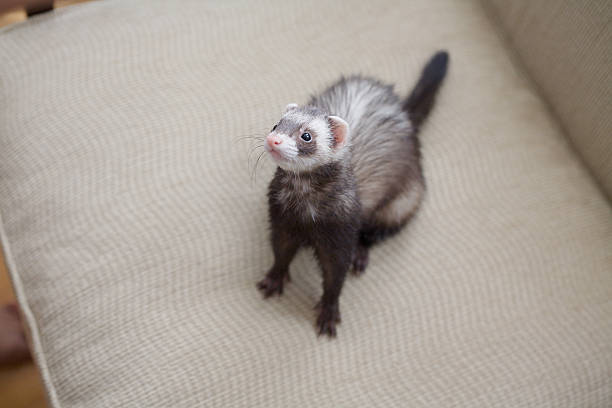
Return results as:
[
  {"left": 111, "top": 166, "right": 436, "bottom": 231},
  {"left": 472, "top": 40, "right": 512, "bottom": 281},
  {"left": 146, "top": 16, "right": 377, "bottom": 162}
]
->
[
  {"left": 1, "top": 1, "right": 611, "bottom": 407},
  {"left": 484, "top": 0, "right": 612, "bottom": 199}
]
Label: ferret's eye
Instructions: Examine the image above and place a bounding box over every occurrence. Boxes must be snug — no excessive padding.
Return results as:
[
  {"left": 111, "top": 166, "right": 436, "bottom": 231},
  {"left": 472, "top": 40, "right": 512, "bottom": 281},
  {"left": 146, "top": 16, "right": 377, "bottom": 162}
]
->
[
  {"left": 301, "top": 132, "right": 312, "bottom": 142},
  {"left": 271, "top": 124, "right": 277, "bottom": 131}
]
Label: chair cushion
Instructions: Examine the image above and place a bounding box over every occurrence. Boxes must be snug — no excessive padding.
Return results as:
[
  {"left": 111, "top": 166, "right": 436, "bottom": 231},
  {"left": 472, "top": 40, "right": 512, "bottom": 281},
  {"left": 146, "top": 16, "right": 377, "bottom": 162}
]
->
[
  {"left": 484, "top": 0, "right": 612, "bottom": 200},
  {"left": 1, "top": 0, "right": 611, "bottom": 407}
]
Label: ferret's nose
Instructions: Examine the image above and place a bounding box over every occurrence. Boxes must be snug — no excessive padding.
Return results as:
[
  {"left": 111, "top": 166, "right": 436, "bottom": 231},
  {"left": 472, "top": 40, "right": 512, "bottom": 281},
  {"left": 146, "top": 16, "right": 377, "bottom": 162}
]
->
[{"left": 266, "top": 134, "right": 283, "bottom": 148}]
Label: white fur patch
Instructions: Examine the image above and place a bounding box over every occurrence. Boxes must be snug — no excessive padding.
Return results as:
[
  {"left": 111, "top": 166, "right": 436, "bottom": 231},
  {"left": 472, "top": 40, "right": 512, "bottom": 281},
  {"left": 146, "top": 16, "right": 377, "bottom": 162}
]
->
[
  {"left": 284, "top": 103, "right": 298, "bottom": 113},
  {"left": 306, "top": 202, "right": 317, "bottom": 222},
  {"left": 265, "top": 132, "right": 298, "bottom": 161},
  {"left": 308, "top": 117, "right": 332, "bottom": 146},
  {"left": 378, "top": 183, "right": 424, "bottom": 226}
]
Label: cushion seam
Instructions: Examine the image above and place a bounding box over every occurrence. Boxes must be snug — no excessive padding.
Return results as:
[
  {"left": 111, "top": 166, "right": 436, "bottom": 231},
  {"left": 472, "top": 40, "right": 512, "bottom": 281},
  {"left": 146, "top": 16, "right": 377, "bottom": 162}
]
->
[{"left": 0, "top": 210, "right": 62, "bottom": 408}]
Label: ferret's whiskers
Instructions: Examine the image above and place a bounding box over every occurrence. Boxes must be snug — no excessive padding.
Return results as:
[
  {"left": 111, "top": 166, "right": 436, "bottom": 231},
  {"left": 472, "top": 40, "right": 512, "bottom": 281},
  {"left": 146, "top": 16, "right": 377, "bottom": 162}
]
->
[
  {"left": 248, "top": 144, "right": 264, "bottom": 162},
  {"left": 235, "top": 133, "right": 266, "bottom": 143},
  {"left": 236, "top": 135, "right": 265, "bottom": 142},
  {"left": 252, "top": 150, "right": 266, "bottom": 184},
  {"left": 248, "top": 145, "right": 264, "bottom": 178}
]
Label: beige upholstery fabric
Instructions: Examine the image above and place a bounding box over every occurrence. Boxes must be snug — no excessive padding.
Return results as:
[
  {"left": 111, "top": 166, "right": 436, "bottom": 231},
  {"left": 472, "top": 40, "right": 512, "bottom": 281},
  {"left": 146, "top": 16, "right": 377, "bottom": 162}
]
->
[
  {"left": 483, "top": 0, "right": 612, "bottom": 199},
  {"left": 1, "top": 1, "right": 612, "bottom": 407}
]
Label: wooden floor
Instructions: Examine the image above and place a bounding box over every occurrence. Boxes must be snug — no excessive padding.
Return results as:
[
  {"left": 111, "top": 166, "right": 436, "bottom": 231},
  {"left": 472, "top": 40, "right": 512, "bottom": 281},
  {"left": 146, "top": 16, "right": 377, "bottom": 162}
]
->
[
  {"left": 0, "top": 250, "right": 47, "bottom": 408},
  {"left": 0, "top": 4, "right": 93, "bottom": 408}
]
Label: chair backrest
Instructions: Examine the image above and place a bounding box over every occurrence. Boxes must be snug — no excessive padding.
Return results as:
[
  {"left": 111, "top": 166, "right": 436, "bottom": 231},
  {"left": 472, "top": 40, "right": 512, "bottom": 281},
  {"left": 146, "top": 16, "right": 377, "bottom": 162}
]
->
[{"left": 484, "top": 0, "right": 612, "bottom": 200}]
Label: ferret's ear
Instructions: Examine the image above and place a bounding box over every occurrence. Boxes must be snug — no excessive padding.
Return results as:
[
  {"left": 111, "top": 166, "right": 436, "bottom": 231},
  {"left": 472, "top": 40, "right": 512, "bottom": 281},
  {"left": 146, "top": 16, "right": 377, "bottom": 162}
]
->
[
  {"left": 328, "top": 116, "right": 349, "bottom": 149},
  {"left": 284, "top": 103, "right": 298, "bottom": 113}
]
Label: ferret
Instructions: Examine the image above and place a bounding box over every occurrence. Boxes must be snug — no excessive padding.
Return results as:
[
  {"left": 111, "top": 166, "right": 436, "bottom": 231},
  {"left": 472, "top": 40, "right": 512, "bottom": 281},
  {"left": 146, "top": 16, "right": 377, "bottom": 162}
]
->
[{"left": 257, "top": 51, "right": 449, "bottom": 337}]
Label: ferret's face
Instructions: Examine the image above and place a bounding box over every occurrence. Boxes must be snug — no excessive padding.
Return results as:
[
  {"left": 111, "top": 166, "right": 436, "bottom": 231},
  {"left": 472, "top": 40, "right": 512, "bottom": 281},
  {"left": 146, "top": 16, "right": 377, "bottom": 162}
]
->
[{"left": 265, "top": 104, "right": 349, "bottom": 172}]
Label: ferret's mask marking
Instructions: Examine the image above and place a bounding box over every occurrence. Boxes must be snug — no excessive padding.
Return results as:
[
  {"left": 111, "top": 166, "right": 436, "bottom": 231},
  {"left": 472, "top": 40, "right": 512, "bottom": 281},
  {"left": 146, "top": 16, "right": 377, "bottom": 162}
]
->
[{"left": 265, "top": 104, "right": 350, "bottom": 172}]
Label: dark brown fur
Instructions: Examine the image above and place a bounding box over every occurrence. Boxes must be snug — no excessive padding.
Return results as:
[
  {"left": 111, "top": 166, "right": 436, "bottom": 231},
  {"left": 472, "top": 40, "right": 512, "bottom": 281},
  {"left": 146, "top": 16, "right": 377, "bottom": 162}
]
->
[{"left": 257, "top": 162, "right": 360, "bottom": 336}]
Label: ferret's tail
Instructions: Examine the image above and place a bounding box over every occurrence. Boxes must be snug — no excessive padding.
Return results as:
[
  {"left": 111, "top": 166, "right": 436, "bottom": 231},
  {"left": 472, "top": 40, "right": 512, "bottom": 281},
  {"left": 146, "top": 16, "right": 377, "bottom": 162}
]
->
[{"left": 402, "top": 50, "right": 449, "bottom": 130}]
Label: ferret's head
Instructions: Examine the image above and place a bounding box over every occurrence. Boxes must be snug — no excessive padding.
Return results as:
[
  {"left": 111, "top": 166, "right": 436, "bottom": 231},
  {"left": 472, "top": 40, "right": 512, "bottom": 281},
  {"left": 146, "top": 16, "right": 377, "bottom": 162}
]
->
[{"left": 265, "top": 103, "right": 349, "bottom": 172}]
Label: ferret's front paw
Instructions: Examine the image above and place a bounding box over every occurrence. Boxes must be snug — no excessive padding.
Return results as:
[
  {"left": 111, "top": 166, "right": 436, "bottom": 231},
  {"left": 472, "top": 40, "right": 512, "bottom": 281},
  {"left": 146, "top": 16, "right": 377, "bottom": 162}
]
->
[
  {"left": 256, "top": 274, "right": 287, "bottom": 298},
  {"left": 316, "top": 304, "right": 341, "bottom": 338}
]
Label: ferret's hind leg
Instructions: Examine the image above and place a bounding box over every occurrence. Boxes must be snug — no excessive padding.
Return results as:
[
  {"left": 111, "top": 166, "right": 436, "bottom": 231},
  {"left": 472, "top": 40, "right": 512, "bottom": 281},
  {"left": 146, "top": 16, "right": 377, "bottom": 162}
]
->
[
  {"left": 359, "top": 182, "right": 424, "bottom": 251},
  {"left": 351, "top": 244, "right": 369, "bottom": 275}
]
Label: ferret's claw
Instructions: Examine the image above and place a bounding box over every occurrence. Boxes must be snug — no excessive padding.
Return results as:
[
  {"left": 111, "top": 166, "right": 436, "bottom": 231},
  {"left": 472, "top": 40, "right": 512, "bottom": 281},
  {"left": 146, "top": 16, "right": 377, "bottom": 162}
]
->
[
  {"left": 256, "top": 275, "right": 285, "bottom": 298},
  {"left": 316, "top": 305, "right": 341, "bottom": 338}
]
